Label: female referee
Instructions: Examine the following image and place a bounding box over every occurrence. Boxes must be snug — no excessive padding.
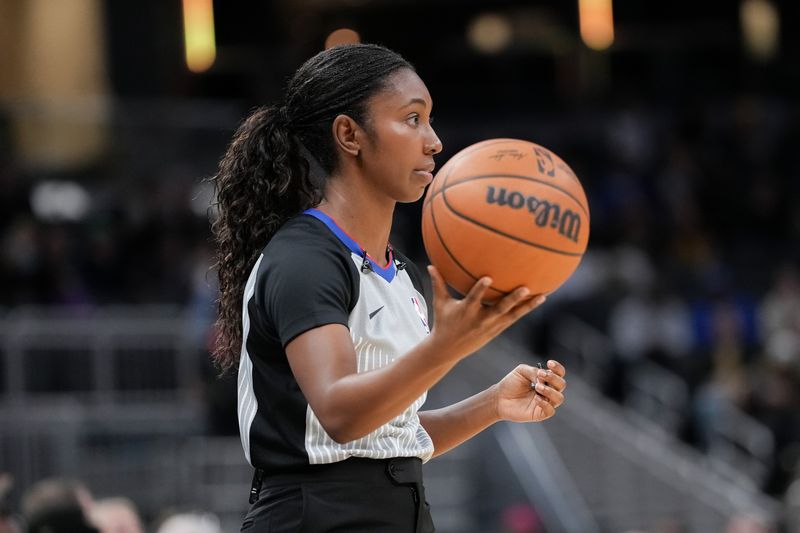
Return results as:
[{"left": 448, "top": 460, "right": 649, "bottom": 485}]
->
[{"left": 211, "top": 43, "right": 567, "bottom": 533}]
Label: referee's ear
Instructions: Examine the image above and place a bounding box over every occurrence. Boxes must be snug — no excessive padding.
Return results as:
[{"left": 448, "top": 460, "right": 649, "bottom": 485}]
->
[{"left": 332, "top": 114, "right": 361, "bottom": 158}]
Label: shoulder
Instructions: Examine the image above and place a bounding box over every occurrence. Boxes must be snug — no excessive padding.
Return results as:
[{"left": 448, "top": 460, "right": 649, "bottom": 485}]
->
[
  {"left": 254, "top": 214, "right": 359, "bottom": 304},
  {"left": 254, "top": 215, "right": 360, "bottom": 344},
  {"left": 266, "top": 214, "right": 347, "bottom": 257},
  {"left": 259, "top": 215, "right": 356, "bottom": 274}
]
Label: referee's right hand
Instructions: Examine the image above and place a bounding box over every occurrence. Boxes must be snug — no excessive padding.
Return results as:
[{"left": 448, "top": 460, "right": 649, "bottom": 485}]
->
[{"left": 426, "top": 265, "right": 546, "bottom": 362}]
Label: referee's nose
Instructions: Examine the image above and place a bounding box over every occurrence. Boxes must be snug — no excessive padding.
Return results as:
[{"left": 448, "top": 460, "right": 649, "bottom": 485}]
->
[{"left": 424, "top": 129, "right": 442, "bottom": 155}]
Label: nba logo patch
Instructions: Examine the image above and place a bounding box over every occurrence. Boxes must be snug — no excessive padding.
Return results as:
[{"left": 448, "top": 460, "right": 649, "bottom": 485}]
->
[{"left": 411, "top": 296, "right": 429, "bottom": 334}]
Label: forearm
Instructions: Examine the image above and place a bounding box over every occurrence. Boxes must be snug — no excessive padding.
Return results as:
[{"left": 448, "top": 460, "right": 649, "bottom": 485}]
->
[
  {"left": 291, "top": 268, "right": 546, "bottom": 445},
  {"left": 418, "top": 385, "right": 500, "bottom": 457},
  {"left": 321, "top": 334, "right": 460, "bottom": 443}
]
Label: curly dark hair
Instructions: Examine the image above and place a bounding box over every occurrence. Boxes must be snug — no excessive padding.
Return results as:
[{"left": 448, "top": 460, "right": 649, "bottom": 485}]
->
[{"left": 211, "top": 44, "right": 414, "bottom": 373}]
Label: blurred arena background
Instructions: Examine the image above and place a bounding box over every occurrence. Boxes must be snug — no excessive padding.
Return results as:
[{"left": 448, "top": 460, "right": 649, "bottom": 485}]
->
[{"left": 1, "top": 0, "right": 799, "bottom": 531}]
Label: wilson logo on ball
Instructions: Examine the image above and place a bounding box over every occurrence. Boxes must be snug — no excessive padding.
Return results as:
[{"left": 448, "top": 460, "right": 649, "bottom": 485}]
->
[{"left": 485, "top": 186, "right": 582, "bottom": 243}]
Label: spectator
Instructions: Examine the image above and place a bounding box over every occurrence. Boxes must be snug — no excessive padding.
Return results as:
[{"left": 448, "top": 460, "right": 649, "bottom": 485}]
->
[
  {"left": 88, "top": 497, "right": 144, "bottom": 533},
  {"left": 499, "top": 503, "right": 543, "bottom": 533},
  {"left": 156, "top": 512, "right": 222, "bottom": 533},
  {"left": 760, "top": 264, "right": 800, "bottom": 371},
  {"left": 21, "top": 478, "right": 97, "bottom": 533},
  {"left": 724, "top": 512, "right": 776, "bottom": 533},
  {"left": 0, "top": 474, "right": 20, "bottom": 533},
  {"left": 786, "top": 470, "right": 800, "bottom": 533}
]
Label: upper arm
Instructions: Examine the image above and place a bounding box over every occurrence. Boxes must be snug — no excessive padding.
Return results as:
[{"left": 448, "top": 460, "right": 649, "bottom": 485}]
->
[
  {"left": 285, "top": 323, "right": 357, "bottom": 424},
  {"left": 260, "top": 241, "right": 359, "bottom": 431},
  {"left": 262, "top": 243, "right": 356, "bottom": 346}
]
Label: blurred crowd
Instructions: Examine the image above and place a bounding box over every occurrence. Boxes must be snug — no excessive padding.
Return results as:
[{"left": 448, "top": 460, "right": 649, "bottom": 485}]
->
[
  {"left": 0, "top": 474, "right": 222, "bottom": 533},
  {"left": 542, "top": 92, "right": 800, "bottom": 501},
  {"left": 0, "top": 477, "right": 788, "bottom": 533}
]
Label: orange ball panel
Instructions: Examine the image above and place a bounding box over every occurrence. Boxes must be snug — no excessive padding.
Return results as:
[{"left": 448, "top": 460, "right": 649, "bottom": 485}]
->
[
  {"left": 421, "top": 196, "right": 508, "bottom": 299},
  {"left": 428, "top": 192, "right": 582, "bottom": 295},
  {"left": 440, "top": 139, "right": 586, "bottom": 203},
  {"left": 440, "top": 176, "right": 588, "bottom": 255}
]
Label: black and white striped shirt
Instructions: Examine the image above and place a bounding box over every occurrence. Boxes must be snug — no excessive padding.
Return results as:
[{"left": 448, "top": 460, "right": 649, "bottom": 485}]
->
[{"left": 238, "top": 209, "right": 434, "bottom": 474}]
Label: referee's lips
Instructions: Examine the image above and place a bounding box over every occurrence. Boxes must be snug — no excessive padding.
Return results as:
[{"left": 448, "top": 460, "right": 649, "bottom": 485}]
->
[{"left": 413, "top": 162, "right": 436, "bottom": 182}]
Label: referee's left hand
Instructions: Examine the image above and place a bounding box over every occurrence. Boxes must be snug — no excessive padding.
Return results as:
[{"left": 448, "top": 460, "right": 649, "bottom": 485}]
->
[{"left": 494, "top": 360, "right": 566, "bottom": 423}]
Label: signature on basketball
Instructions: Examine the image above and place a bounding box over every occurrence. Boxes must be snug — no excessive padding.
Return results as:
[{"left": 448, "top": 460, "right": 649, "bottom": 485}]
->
[
  {"left": 485, "top": 186, "right": 582, "bottom": 243},
  {"left": 489, "top": 149, "right": 526, "bottom": 162}
]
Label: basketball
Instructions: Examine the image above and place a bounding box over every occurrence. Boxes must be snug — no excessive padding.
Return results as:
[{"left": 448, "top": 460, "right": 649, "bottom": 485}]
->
[{"left": 421, "top": 138, "right": 590, "bottom": 300}]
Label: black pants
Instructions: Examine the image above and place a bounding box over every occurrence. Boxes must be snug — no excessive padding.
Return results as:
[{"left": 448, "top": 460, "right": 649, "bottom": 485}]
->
[{"left": 241, "top": 457, "right": 435, "bottom": 533}]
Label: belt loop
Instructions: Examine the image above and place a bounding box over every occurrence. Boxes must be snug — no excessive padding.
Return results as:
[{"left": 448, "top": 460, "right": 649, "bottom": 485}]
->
[{"left": 249, "top": 468, "right": 264, "bottom": 504}]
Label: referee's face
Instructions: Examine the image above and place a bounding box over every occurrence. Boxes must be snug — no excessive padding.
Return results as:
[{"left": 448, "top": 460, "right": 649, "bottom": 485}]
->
[{"left": 359, "top": 68, "right": 443, "bottom": 203}]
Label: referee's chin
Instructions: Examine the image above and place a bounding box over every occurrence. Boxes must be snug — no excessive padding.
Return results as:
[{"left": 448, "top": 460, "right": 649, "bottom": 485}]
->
[{"left": 400, "top": 186, "right": 428, "bottom": 204}]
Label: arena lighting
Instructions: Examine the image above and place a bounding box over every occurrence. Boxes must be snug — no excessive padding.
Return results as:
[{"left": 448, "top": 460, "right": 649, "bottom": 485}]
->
[
  {"left": 741, "top": 0, "right": 779, "bottom": 61},
  {"left": 467, "top": 13, "right": 513, "bottom": 54},
  {"left": 325, "top": 28, "right": 361, "bottom": 49},
  {"left": 578, "top": 0, "right": 614, "bottom": 51},
  {"left": 182, "top": 0, "right": 216, "bottom": 73}
]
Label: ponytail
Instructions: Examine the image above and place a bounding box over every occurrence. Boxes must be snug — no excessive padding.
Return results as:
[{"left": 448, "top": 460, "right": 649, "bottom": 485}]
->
[{"left": 211, "top": 106, "right": 322, "bottom": 373}]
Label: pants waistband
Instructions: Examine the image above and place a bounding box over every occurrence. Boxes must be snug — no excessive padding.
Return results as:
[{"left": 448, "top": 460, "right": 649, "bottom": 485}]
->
[{"left": 257, "top": 457, "right": 423, "bottom": 488}]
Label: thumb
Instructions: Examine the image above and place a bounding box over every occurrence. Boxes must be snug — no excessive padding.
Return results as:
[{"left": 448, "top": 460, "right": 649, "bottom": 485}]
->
[{"left": 427, "top": 265, "right": 450, "bottom": 305}]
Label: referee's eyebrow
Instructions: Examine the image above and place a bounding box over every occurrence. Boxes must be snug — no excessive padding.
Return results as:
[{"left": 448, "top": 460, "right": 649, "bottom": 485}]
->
[{"left": 401, "top": 98, "right": 427, "bottom": 108}]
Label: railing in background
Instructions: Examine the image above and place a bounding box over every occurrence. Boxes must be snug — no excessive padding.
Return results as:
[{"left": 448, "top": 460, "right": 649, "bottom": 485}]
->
[
  {"left": 0, "top": 404, "right": 249, "bottom": 531},
  {"left": 494, "top": 422, "right": 601, "bottom": 533},
  {"left": 707, "top": 401, "right": 775, "bottom": 488},
  {"left": 0, "top": 306, "right": 225, "bottom": 525},
  {"left": 0, "top": 307, "right": 785, "bottom": 531},
  {"left": 626, "top": 361, "right": 690, "bottom": 435},
  {"left": 460, "top": 335, "right": 782, "bottom": 532},
  {"left": 0, "top": 306, "right": 209, "bottom": 405},
  {"left": 552, "top": 312, "right": 776, "bottom": 491}
]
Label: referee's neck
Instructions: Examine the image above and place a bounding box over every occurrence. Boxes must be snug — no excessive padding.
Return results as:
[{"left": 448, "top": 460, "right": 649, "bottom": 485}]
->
[{"left": 316, "top": 180, "right": 395, "bottom": 266}]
